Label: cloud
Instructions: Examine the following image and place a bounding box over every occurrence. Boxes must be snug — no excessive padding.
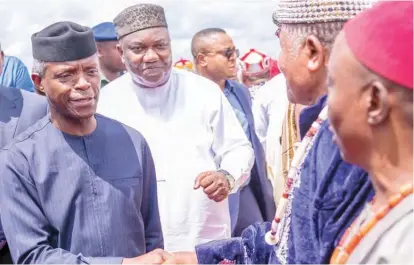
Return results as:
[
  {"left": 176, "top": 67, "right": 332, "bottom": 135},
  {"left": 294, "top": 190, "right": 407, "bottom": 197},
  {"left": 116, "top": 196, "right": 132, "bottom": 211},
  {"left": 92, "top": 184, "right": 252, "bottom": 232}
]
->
[{"left": 0, "top": 0, "right": 281, "bottom": 69}]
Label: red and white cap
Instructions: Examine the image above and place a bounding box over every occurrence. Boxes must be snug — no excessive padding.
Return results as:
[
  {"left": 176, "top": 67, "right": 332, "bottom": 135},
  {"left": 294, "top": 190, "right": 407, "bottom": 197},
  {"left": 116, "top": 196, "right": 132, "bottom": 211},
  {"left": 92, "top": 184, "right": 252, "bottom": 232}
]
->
[
  {"left": 344, "top": 1, "right": 413, "bottom": 89},
  {"left": 240, "top": 48, "right": 270, "bottom": 77}
]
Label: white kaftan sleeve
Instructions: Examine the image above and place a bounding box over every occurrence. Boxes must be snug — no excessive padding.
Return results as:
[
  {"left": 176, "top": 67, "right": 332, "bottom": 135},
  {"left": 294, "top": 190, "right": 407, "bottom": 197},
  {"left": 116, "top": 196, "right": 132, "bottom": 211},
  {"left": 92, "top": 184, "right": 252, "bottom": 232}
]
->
[{"left": 209, "top": 88, "right": 254, "bottom": 193}]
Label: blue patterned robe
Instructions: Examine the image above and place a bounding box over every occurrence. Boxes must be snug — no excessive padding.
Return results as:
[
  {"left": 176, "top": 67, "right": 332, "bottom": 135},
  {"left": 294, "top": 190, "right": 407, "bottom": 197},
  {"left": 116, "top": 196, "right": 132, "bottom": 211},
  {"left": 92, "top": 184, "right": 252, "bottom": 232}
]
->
[
  {"left": 0, "top": 114, "right": 163, "bottom": 264},
  {"left": 195, "top": 95, "right": 374, "bottom": 264}
]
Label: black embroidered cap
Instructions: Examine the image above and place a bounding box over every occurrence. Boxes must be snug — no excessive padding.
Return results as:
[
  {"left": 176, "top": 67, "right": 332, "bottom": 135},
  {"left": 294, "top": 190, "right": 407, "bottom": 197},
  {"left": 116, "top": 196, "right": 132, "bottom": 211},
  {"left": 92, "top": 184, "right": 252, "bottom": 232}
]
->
[{"left": 32, "top": 21, "right": 97, "bottom": 62}]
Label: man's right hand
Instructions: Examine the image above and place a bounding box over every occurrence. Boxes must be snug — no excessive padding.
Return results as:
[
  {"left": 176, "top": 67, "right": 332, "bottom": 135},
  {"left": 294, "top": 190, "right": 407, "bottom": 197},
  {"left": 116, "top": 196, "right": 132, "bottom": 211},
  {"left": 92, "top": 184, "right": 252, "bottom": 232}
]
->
[{"left": 122, "top": 249, "right": 173, "bottom": 264}]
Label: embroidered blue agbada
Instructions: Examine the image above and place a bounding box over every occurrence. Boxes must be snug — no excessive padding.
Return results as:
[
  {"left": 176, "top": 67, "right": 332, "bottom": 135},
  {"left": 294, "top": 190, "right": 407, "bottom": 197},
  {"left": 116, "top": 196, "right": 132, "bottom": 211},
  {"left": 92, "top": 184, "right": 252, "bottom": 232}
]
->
[
  {"left": 0, "top": 114, "right": 163, "bottom": 264},
  {"left": 195, "top": 95, "right": 374, "bottom": 264}
]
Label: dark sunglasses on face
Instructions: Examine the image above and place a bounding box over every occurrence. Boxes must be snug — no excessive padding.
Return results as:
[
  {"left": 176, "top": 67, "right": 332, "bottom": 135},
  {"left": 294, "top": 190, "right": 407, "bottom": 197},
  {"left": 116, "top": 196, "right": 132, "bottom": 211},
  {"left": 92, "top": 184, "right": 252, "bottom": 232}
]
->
[{"left": 207, "top": 48, "right": 240, "bottom": 59}]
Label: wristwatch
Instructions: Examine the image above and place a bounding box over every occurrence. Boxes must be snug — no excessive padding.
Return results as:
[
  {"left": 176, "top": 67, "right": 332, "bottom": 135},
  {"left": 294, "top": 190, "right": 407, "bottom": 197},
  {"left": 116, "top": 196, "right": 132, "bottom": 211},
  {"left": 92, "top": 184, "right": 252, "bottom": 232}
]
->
[{"left": 217, "top": 169, "right": 235, "bottom": 191}]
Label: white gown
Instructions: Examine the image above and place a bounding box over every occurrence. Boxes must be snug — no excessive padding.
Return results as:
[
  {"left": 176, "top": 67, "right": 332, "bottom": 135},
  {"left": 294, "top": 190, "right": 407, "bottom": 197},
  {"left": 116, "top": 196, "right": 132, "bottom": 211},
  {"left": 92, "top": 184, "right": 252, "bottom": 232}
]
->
[
  {"left": 97, "top": 68, "right": 254, "bottom": 251},
  {"left": 252, "top": 74, "right": 288, "bottom": 189}
]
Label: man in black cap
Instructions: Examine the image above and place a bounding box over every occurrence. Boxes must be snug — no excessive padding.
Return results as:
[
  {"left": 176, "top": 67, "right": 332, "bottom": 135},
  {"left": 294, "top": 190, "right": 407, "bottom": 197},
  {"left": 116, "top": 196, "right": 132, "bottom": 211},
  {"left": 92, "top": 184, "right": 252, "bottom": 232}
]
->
[
  {"left": 92, "top": 22, "right": 126, "bottom": 88},
  {"left": 0, "top": 21, "right": 167, "bottom": 264}
]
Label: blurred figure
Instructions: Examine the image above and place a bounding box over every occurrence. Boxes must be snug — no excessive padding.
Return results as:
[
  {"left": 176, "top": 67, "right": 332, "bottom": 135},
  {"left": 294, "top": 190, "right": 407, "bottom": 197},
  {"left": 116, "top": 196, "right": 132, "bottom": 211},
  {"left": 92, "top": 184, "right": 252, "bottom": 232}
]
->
[
  {"left": 92, "top": 22, "right": 126, "bottom": 88},
  {"left": 252, "top": 74, "right": 289, "bottom": 205},
  {"left": 239, "top": 49, "right": 271, "bottom": 99},
  {"left": 0, "top": 42, "right": 35, "bottom": 92},
  {"left": 192, "top": 27, "right": 275, "bottom": 236},
  {"left": 174, "top": 58, "right": 194, "bottom": 72}
]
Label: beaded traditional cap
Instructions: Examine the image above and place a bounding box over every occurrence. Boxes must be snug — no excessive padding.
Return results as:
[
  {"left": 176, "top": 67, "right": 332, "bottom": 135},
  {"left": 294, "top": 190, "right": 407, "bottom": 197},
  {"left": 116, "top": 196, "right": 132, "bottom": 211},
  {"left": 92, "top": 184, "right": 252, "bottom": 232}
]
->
[
  {"left": 114, "top": 3, "right": 168, "bottom": 39},
  {"left": 272, "top": 0, "right": 376, "bottom": 26}
]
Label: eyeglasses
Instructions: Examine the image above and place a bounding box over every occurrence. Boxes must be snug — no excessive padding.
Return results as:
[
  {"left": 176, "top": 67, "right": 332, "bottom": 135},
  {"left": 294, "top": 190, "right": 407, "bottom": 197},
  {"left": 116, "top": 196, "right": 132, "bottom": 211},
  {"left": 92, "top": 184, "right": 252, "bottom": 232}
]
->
[{"left": 205, "top": 48, "right": 239, "bottom": 60}]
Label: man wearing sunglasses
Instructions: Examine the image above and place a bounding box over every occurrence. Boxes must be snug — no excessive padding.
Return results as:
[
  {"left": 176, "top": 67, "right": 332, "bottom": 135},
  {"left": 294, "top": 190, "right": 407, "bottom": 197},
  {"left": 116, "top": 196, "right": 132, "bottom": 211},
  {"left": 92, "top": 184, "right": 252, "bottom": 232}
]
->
[{"left": 192, "top": 28, "right": 276, "bottom": 237}]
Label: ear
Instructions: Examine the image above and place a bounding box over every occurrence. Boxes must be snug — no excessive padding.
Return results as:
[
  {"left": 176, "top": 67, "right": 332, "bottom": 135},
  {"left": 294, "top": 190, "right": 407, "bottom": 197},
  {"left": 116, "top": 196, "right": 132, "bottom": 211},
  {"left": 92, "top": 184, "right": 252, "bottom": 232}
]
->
[
  {"left": 116, "top": 43, "right": 125, "bottom": 64},
  {"left": 31, "top": 74, "right": 46, "bottom": 96},
  {"left": 96, "top": 44, "right": 103, "bottom": 58},
  {"left": 304, "top": 35, "right": 325, "bottom": 72},
  {"left": 197, "top": 53, "right": 208, "bottom": 67},
  {"left": 366, "top": 81, "right": 390, "bottom": 125}
]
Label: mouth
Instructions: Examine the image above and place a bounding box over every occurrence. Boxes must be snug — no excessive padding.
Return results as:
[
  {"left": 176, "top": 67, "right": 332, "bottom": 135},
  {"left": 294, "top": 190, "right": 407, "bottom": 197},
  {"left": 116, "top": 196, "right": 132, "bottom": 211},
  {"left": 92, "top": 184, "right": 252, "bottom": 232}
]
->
[
  {"left": 142, "top": 67, "right": 163, "bottom": 76},
  {"left": 70, "top": 97, "right": 95, "bottom": 106}
]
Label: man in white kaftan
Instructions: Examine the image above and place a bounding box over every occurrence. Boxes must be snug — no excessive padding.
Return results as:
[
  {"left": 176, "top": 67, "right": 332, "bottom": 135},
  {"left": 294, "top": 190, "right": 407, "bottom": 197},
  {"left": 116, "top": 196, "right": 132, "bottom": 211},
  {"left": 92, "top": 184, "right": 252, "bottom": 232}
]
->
[{"left": 98, "top": 4, "right": 254, "bottom": 252}]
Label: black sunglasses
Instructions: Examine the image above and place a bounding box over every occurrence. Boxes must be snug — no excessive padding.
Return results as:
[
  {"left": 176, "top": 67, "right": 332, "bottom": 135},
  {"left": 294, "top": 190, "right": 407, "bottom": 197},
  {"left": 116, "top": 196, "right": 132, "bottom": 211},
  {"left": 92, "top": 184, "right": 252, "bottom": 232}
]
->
[{"left": 205, "top": 48, "right": 240, "bottom": 59}]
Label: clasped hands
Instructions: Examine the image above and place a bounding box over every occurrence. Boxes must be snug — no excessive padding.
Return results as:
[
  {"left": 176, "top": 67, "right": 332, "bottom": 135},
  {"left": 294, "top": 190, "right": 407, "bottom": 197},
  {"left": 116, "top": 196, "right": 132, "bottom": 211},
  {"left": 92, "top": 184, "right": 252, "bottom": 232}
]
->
[{"left": 122, "top": 250, "right": 198, "bottom": 264}]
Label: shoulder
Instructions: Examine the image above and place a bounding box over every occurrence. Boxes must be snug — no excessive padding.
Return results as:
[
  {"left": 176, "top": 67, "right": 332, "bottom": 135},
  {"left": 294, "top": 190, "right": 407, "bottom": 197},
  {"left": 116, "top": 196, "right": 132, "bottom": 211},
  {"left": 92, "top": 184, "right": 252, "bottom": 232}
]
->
[
  {"left": 228, "top": 80, "right": 250, "bottom": 97},
  {"left": 4, "top": 56, "right": 26, "bottom": 68},
  {"left": 254, "top": 75, "right": 288, "bottom": 109},
  {"left": 95, "top": 114, "right": 148, "bottom": 147},
  {"left": 99, "top": 73, "right": 132, "bottom": 96},
  {"left": 173, "top": 68, "right": 222, "bottom": 94},
  {"left": 2, "top": 116, "right": 51, "bottom": 152}
]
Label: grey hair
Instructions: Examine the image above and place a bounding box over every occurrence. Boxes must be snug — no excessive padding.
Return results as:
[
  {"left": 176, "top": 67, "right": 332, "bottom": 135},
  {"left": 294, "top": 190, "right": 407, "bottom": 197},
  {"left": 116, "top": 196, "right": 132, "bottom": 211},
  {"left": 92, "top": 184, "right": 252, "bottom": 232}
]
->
[
  {"left": 32, "top": 59, "right": 47, "bottom": 77},
  {"left": 283, "top": 21, "right": 345, "bottom": 53}
]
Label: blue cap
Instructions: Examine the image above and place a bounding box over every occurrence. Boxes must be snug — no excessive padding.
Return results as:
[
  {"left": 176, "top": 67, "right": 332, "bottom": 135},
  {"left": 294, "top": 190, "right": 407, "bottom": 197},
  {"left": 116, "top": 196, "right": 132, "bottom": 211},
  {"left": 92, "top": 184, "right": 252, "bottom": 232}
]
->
[{"left": 92, "top": 22, "right": 118, "bottom": 41}]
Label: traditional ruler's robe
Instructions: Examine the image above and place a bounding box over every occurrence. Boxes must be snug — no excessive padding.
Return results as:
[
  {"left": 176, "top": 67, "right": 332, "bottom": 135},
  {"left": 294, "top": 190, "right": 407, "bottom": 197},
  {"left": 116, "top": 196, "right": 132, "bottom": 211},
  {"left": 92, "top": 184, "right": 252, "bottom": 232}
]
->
[
  {"left": 347, "top": 194, "right": 413, "bottom": 264},
  {"left": 195, "top": 95, "right": 374, "bottom": 264},
  {"left": 0, "top": 115, "right": 163, "bottom": 264},
  {"left": 98, "top": 68, "right": 254, "bottom": 251}
]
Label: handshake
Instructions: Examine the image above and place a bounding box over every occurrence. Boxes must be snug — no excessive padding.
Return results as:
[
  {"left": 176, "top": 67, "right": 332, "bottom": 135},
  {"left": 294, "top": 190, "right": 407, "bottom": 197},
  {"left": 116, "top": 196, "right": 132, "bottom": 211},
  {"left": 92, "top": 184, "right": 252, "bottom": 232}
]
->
[{"left": 122, "top": 249, "right": 198, "bottom": 264}]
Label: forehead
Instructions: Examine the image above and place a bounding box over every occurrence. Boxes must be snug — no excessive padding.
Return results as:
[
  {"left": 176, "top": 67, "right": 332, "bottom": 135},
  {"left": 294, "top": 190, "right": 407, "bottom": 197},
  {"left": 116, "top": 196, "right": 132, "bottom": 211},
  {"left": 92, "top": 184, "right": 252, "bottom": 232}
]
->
[
  {"left": 204, "top": 33, "right": 234, "bottom": 49},
  {"left": 329, "top": 32, "right": 349, "bottom": 76},
  {"left": 47, "top": 54, "right": 99, "bottom": 71},
  {"left": 121, "top": 27, "right": 170, "bottom": 44}
]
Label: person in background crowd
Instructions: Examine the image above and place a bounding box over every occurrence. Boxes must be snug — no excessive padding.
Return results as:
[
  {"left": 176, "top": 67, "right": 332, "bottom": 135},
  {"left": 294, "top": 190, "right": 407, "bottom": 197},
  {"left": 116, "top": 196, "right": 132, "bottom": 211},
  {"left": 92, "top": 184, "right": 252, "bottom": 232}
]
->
[
  {"left": 252, "top": 74, "right": 288, "bottom": 204},
  {"left": 239, "top": 48, "right": 271, "bottom": 99},
  {"left": 192, "top": 27, "right": 275, "bottom": 237},
  {"left": 0, "top": 42, "right": 35, "bottom": 92},
  {"left": 174, "top": 58, "right": 194, "bottom": 72},
  {"left": 165, "top": 0, "right": 376, "bottom": 264},
  {"left": 98, "top": 4, "right": 254, "bottom": 252},
  {"left": 92, "top": 22, "right": 126, "bottom": 88},
  {"left": 328, "top": 2, "right": 413, "bottom": 264},
  {"left": 0, "top": 21, "right": 165, "bottom": 264}
]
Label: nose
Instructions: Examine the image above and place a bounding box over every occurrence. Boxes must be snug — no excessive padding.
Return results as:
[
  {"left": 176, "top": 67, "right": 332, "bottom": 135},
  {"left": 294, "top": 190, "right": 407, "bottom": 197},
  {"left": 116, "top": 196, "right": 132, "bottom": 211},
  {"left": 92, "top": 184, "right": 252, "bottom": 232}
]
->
[
  {"left": 143, "top": 48, "right": 159, "bottom": 63},
  {"left": 74, "top": 74, "right": 91, "bottom": 90}
]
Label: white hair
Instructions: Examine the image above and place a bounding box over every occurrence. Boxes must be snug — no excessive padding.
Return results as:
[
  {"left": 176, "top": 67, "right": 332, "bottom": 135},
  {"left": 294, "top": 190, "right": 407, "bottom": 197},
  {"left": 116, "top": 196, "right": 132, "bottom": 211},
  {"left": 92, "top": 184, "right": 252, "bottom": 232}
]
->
[
  {"left": 32, "top": 59, "right": 47, "bottom": 77},
  {"left": 283, "top": 21, "right": 345, "bottom": 53}
]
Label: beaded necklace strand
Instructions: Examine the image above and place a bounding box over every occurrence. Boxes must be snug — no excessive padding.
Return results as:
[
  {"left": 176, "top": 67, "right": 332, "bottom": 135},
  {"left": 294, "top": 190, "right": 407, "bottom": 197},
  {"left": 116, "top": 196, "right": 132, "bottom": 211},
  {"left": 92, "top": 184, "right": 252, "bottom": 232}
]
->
[
  {"left": 265, "top": 106, "right": 328, "bottom": 245},
  {"left": 330, "top": 183, "right": 413, "bottom": 264}
]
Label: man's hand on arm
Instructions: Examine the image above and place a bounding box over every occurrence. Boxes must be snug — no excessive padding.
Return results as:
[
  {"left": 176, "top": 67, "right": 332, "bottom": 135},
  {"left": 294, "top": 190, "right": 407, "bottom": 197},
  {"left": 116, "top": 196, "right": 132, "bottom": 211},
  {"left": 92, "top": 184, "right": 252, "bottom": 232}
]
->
[
  {"left": 194, "top": 171, "right": 231, "bottom": 202},
  {"left": 122, "top": 249, "right": 172, "bottom": 264}
]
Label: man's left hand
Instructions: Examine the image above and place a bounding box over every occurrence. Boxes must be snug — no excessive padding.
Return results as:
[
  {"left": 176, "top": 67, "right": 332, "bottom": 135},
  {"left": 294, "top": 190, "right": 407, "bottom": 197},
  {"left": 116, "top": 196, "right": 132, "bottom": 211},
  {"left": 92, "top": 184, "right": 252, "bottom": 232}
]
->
[{"left": 194, "top": 171, "right": 230, "bottom": 202}]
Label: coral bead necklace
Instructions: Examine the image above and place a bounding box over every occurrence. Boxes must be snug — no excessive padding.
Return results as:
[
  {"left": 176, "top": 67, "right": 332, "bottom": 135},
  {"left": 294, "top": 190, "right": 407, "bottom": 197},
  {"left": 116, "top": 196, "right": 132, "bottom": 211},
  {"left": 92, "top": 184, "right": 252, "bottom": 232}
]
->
[{"left": 330, "top": 183, "right": 413, "bottom": 264}]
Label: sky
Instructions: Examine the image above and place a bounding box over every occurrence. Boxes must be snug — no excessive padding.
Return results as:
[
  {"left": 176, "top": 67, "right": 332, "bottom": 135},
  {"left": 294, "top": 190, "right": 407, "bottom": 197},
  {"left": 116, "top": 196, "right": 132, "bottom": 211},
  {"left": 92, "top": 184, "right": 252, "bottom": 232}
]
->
[{"left": 0, "top": 0, "right": 281, "bottom": 70}]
